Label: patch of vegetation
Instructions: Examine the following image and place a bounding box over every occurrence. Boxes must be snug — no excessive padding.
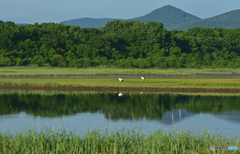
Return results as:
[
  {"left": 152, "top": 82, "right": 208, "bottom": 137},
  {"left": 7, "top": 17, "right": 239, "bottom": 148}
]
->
[
  {"left": 0, "top": 78, "right": 240, "bottom": 90},
  {"left": 0, "top": 127, "right": 239, "bottom": 153}
]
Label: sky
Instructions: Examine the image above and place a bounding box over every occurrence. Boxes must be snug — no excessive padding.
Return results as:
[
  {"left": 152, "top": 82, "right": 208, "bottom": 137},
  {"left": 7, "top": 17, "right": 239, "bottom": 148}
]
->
[{"left": 0, "top": 0, "right": 239, "bottom": 24}]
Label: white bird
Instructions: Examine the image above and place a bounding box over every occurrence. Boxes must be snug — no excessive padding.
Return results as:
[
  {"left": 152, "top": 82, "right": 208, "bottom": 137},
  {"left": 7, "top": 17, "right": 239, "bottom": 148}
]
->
[
  {"left": 119, "top": 78, "right": 123, "bottom": 82},
  {"left": 140, "top": 76, "right": 145, "bottom": 80},
  {"left": 118, "top": 92, "right": 123, "bottom": 97}
]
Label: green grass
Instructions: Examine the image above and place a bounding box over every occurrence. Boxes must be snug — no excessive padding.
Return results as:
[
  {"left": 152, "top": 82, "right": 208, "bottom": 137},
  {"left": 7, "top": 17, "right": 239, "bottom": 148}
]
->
[
  {"left": 0, "top": 78, "right": 240, "bottom": 90},
  {"left": 0, "top": 67, "right": 240, "bottom": 75},
  {"left": 0, "top": 127, "right": 239, "bottom": 153}
]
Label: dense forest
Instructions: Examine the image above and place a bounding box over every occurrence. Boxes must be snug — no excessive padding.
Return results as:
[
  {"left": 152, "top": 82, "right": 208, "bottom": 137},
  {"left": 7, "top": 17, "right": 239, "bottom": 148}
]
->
[
  {"left": 0, "top": 20, "right": 240, "bottom": 68},
  {"left": 1, "top": 92, "right": 240, "bottom": 119}
]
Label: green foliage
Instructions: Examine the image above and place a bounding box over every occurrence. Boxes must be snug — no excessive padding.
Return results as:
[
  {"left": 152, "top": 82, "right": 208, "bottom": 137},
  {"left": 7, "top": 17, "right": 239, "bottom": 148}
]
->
[
  {"left": 0, "top": 57, "right": 12, "bottom": 66},
  {"left": 31, "top": 55, "right": 45, "bottom": 66},
  {"left": 0, "top": 50, "right": 12, "bottom": 66},
  {"left": 1, "top": 127, "right": 239, "bottom": 154},
  {"left": 0, "top": 20, "right": 240, "bottom": 68},
  {"left": 50, "top": 54, "right": 65, "bottom": 67}
]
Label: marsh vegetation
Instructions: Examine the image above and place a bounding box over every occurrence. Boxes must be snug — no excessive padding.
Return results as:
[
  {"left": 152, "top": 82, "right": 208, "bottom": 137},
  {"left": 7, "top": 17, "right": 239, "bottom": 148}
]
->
[
  {"left": 0, "top": 78, "right": 240, "bottom": 90},
  {"left": 1, "top": 91, "right": 240, "bottom": 153},
  {"left": 1, "top": 127, "right": 239, "bottom": 153}
]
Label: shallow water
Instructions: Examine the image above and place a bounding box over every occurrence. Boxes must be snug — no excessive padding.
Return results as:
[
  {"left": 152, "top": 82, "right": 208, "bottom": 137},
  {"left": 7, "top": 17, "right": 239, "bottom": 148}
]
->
[{"left": 0, "top": 91, "right": 240, "bottom": 138}]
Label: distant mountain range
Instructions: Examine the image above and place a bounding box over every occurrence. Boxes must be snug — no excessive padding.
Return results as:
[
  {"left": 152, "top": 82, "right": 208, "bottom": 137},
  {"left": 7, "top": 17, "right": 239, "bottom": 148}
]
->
[
  {"left": 61, "top": 18, "right": 124, "bottom": 29},
  {"left": 14, "top": 5, "right": 240, "bottom": 31},
  {"left": 60, "top": 5, "right": 240, "bottom": 31},
  {"left": 168, "top": 9, "right": 240, "bottom": 30},
  {"left": 131, "top": 5, "right": 201, "bottom": 28}
]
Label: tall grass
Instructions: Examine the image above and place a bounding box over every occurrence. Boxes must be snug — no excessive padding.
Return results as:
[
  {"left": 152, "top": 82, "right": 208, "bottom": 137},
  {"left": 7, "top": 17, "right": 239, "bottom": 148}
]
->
[
  {"left": 1, "top": 67, "right": 240, "bottom": 75},
  {"left": 0, "top": 78, "right": 240, "bottom": 90},
  {"left": 0, "top": 127, "right": 239, "bottom": 153}
]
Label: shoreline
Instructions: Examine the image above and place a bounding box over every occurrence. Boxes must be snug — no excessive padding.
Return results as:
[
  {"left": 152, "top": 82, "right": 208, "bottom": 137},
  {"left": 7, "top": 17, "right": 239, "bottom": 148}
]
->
[
  {"left": 1, "top": 85, "right": 240, "bottom": 93},
  {"left": 1, "top": 73, "right": 240, "bottom": 76},
  {"left": 0, "top": 78, "right": 239, "bottom": 92}
]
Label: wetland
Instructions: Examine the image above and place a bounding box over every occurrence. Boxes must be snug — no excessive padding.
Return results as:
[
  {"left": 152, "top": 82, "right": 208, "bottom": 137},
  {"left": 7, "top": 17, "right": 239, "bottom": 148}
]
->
[
  {"left": 1, "top": 68, "right": 240, "bottom": 153},
  {"left": 1, "top": 91, "right": 240, "bottom": 137},
  {"left": 1, "top": 91, "right": 240, "bottom": 153}
]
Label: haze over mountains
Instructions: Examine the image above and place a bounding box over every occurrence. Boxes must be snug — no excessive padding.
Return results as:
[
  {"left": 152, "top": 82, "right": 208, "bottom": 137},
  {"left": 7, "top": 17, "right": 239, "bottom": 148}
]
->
[{"left": 61, "top": 5, "right": 240, "bottom": 31}]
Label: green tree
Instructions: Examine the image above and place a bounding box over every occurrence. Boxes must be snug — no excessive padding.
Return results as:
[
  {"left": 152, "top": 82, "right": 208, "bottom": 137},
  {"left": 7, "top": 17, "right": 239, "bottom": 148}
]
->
[{"left": 50, "top": 54, "right": 65, "bottom": 67}]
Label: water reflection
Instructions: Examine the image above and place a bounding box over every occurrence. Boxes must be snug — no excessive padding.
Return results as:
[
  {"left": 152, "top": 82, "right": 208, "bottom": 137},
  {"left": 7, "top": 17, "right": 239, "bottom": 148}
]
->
[
  {"left": 0, "top": 91, "right": 240, "bottom": 138},
  {"left": 118, "top": 92, "right": 123, "bottom": 97},
  {"left": 1, "top": 91, "right": 240, "bottom": 120}
]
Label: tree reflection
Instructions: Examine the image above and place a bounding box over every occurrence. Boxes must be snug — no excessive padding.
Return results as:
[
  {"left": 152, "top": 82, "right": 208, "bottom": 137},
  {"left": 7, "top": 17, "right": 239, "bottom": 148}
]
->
[{"left": 0, "top": 92, "right": 240, "bottom": 120}]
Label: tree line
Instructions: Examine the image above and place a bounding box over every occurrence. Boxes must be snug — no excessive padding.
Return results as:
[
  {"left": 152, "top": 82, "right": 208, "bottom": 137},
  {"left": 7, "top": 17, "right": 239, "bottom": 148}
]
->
[{"left": 0, "top": 20, "right": 240, "bottom": 68}]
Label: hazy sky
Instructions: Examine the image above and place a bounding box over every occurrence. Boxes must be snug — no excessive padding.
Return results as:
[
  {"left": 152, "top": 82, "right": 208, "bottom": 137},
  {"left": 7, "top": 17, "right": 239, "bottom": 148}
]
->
[{"left": 0, "top": 0, "right": 239, "bottom": 24}]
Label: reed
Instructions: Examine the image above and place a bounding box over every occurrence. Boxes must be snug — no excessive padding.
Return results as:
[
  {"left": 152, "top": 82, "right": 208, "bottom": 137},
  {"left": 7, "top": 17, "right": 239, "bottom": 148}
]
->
[
  {"left": 0, "top": 78, "right": 239, "bottom": 90},
  {"left": 0, "top": 127, "right": 239, "bottom": 153}
]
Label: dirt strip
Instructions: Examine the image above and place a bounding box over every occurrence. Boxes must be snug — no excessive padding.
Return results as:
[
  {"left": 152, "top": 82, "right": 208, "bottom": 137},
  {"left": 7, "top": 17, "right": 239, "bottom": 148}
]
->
[
  {"left": 0, "top": 73, "right": 240, "bottom": 76},
  {"left": 0, "top": 85, "right": 240, "bottom": 93}
]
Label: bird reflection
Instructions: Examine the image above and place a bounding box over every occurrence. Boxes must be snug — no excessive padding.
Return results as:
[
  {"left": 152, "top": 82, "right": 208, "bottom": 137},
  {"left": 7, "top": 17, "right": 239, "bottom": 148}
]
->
[{"left": 118, "top": 92, "right": 123, "bottom": 97}]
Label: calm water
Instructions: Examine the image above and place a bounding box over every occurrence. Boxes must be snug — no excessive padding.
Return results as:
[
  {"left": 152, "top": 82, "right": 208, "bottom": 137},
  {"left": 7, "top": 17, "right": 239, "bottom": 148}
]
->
[{"left": 0, "top": 91, "right": 240, "bottom": 138}]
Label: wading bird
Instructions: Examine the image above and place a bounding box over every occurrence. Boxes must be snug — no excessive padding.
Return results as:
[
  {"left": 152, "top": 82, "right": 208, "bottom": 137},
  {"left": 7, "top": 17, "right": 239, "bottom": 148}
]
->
[
  {"left": 140, "top": 76, "right": 145, "bottom": 80},
  {"left": 119, "top": 78, "right": 123, "bottom": 82}
]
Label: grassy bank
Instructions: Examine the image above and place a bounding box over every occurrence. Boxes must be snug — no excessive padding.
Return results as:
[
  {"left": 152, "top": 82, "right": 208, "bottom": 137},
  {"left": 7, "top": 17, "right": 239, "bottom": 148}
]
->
[
  {"left": 1, "top": 128, "right": 239, "bottom": 153},
  {"left": 1, "top": 89, "right": 240, "bottom": 96},
  {"left": 1, "top": 67, "right": 240, "bottom": 75},
  {"left": 0, "top": 78, "right": 240, "bottom": 90}
]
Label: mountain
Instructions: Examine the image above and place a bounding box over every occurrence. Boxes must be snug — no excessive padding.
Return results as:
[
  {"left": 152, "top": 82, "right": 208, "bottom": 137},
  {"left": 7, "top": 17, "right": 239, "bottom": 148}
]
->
[
  {"left": 168, "top": 9, "right": 240, "bottom": 31},
  {"left": 60, "top": 5, "right": 240, "bottom": 31},
  {"left": 61, "top": 17, "right": 124, "bottom": 28},
  {"left": 61, "top": 5, "right": 200, "bottom": 29},
  {"left": 131, "top": 5, "right": 201, "bottom": 27},
  {"left": 16, "top": 23, "right": 30, "bottom": 26}
]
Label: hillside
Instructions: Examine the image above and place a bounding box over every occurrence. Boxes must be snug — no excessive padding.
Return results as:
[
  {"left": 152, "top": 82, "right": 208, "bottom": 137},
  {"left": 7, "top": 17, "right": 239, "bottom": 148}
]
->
[
  {"left": 131, "top": 5, "right": 201, "bottom": 27},
  {"left": 61, "top": 5, "right": 201, "bottom": 29},
  {"left": 15, "top": 6, "right": 240, "bottom": 31},
  {"left": 61, "top": 17, "right": 124, "bottom": 28},
  {"left": 168, "top": 9, "right": 240, "bottom": 31},
  {"left": 16, "top": 23, "right": 30, "bottom": 26}
]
